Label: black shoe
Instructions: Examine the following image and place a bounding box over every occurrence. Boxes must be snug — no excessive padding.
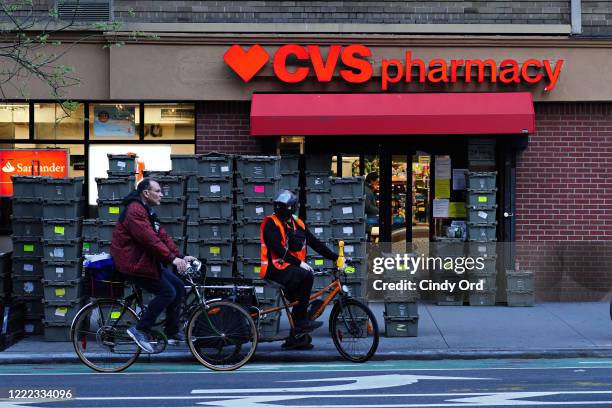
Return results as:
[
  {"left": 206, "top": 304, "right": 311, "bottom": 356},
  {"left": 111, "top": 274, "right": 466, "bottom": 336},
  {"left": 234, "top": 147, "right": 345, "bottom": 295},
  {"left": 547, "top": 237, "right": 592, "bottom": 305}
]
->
[
  {"left": 281, "top": 335, "right": 314, "bottom": 350},
  {"left": 166, "top": 331, "right": 186, "bottom": 345},
  {"left": 294, "top": 319, "right": 323, "bottom": 334}
]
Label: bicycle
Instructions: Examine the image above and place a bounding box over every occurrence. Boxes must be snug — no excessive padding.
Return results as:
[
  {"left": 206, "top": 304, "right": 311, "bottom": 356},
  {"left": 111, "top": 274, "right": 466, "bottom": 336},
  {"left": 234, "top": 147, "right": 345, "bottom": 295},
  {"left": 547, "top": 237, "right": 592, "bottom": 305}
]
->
[
  {"left": 251, "top": 242, "right": 380, "bottom": 363},
  {"left": 71, "top": 259, "right": 258, "bottom": 372}
]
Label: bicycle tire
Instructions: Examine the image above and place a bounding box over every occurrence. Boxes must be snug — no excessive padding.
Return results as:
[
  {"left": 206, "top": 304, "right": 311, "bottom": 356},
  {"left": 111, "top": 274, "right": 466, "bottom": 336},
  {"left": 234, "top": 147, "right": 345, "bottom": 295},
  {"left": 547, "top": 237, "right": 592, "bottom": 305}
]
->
[
  {"left": 71, "top": 299, "right": 141, "bottom": 373},
  {"left": 187, "top": 300, "right": 258, "bottom": 371},
  {"left": 329, "top": 298, "right": 379, "bottom": 363}
]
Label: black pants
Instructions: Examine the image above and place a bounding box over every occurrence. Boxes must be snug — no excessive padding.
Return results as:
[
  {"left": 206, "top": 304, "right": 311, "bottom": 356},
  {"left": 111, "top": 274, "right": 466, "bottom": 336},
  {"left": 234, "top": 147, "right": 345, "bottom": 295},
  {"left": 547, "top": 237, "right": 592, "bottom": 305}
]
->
[
  {"left": 265, "top": 264, "right": 313, "bottom": 323},
  {"left": 131, "top": 266, "right": 185, "bottom": 334}
]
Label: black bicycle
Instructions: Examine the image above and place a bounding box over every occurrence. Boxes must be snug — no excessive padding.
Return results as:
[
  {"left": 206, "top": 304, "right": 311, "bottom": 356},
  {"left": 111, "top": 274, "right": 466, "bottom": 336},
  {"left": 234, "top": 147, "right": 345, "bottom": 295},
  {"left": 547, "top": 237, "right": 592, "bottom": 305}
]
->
[{"left": 71, "top": 260, "right": 258, "bottom": 372}]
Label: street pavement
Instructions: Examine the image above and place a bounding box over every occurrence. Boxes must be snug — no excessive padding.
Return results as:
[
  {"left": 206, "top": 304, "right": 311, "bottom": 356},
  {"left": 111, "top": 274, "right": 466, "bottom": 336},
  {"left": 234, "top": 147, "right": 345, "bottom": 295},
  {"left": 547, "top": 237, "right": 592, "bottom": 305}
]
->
[{"left": 1, "top": 301, "right": 611, "bottom": 364}]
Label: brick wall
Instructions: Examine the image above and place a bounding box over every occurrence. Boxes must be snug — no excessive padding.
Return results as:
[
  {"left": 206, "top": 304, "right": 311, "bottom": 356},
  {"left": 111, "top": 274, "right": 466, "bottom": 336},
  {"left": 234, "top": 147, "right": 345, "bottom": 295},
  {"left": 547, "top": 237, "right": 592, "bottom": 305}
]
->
[
  {"left": 196, "top": 101, "right": 268, "bottom": 154},
  {"left": 516, "top": 102, "right": 612, "bottom": 301}
]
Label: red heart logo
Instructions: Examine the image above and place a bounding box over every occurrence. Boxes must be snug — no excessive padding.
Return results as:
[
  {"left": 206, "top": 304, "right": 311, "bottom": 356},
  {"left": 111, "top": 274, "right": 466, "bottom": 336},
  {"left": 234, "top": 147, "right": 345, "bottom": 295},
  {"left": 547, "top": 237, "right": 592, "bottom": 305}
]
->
[{"left": 224, "top": 45, "right": 269, "bottom": 82}]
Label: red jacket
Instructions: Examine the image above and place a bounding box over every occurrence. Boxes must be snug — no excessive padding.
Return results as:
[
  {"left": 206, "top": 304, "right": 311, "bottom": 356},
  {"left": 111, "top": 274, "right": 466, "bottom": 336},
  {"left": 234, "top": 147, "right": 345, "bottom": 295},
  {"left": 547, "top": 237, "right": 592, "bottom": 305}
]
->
[{"left": 110, "top": 199, "right": 181, "bottom": 280}]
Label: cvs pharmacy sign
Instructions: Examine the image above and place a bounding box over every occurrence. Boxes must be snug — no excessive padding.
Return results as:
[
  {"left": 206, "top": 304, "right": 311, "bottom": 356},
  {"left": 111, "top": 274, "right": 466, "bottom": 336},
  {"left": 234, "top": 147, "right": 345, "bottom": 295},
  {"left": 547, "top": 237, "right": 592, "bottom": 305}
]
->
[
  {"left": 0, "top": 149, "right": 68, "bottom": 196},
  {"left": 224, "top": 44, "right": 564, "bottom": 91}
]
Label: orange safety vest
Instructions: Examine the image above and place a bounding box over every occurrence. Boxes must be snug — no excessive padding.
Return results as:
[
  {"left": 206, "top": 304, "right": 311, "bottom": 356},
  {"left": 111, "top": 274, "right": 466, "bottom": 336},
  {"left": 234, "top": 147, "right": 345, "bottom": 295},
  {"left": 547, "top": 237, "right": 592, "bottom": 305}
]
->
[{"left": 260, "top": 214, "right": 307, "bottom": 278}]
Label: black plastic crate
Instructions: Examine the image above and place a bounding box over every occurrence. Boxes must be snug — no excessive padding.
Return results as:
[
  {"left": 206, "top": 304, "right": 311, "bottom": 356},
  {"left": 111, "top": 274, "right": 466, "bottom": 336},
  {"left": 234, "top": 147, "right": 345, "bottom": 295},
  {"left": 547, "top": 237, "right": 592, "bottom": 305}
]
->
[
  {"left": 197, "top": 153, "right": 233, "bottom": 177},
  {"left": 42, "top": 199, "right": 84, "bottom": 219},
  {"left": 198, "top": 220, "right": 233, "bottom": 240},
  {"left": 11, "top": 176, "right": 47, "bottom": 198},
  {"left": 43, "top": 322, "right": 70, "bottom": 342},
  {"left": 305, "top": 172, "right": 331, "bottom": 191},
  {"left": 235, "top": 198, "right": 274, "bottom": 220},
  {"left": 42, "top": 260, "right": 83, "bottom": 281},
  {"left": 306, "top": 191, "right": 332, "bottom": 208},
  {"left": 156, "top": 197, "right": 186, "bottom": 218},
  {"left": 197, "top": 176, "right": 233, "bottom": 198},
  {"left": 43, "top": 298, "right": 84, "bottom": 325},
  {"left": 236, "top": 221, "right": 261, "bottom": 240},
  {"left": 96, "top": 176, "right": 135, "bottom": 200},
  {"left": 198, "top": 197, "right": 232, "bottom": 220},
  {"left": 156, "top": 175, "right": 187, "bottom": 198},
  {"left": 171, "top": 154, "right": 198, "bottom": 173},
  {"left": 107, "top": 154, "right": 137, "bottom": 173},
  {"left": 24, "top": 318, "right": 44, "bottom": 335},
  {"left": 309, "top": 223, "right": 333, "bottom": 241},
  {"left": 12, "top": 237, "right": 43, "bottom": 258},
  {"left": 331, "top": 220, "right": 366, "bottom": 240},
  {"left": 200, "top": 239, "right": 233, "bottom": 261},
  {"left": 43, "top": 279, "right": 83, "bottom": 301},
  {"left": 236, "top": 156, "right": 280, "bottom": 179},
  {"left": 236, "top": 258, "right": 261, "bottom": 279},
  {"left": 236, "top": 239, "right": 260, "bottom": 260},
  {"left": 42, "top": 177, "right": 83, "bottom": 200},
  {"left": 235, "top": 178, "right": 280, "bottom": 199},
  {"left": 331, "top": 198, "right": 366, "bottom": 221},
  {"left": 206, "top": 260, "right": 233, "bottom": 279},
  {"left": 10, "top": 217, "right": 42, "bottom": 237},
  {"left": 12, "top": 275, "right": 43, "bottom": 298},
  {"left": 280, "top": 154, "right": 299, "bottom": 173},
  {"left": 330, "top": 177, "right": 365, "bottom": 198},
  {"left": 97, "top": 199, "right": 126, "bottom": 221},
  {"left": 160, "top": 217, "right": 186, "bottom": 238},
  {"left": 12, "top": 256, "right": 42, "bottom": 277},
  {"left": 42, "top": 239, "right": 82, "bottom": 260},
  {"left": 305, "top": 206, "right": 332, "bottom": 223},
  {"left": 42, "top": 218, "right": 82, "bottom": 240},
  {"left": 11, "top": 198, "right": 43, "bottom": 218}
]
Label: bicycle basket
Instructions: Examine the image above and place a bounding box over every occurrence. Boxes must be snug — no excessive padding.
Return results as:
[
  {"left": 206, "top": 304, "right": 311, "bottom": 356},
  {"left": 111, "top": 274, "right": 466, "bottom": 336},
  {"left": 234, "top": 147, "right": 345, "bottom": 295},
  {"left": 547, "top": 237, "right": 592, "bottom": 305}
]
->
[{"left": 84, "top": 259, "right": 125, "bottom": 299}]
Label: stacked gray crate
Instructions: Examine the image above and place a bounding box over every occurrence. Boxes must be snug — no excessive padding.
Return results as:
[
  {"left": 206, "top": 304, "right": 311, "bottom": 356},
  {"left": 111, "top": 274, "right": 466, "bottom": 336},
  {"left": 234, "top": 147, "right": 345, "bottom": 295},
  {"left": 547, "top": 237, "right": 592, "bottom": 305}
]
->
[
  {"left": 171, "top": 154, "right": 199, "bottom": 225},
  {"left": 95, "top": 171, "right": 136, "bottom": 254},
  {"left": 381, "top": 252, "right": 420, "bottom": 337},
  {"left": 11, "top": 176, "right": 46, "bottom": 336},
  {"left": 279, "top": 154, "right": 300, "bottom": 195},
  {"left": 329, "top": 177, "right": 367, "bottom": 301},
  {"left": 195, "top": 153, "right": 234, "bottom": 279},
  {"left": 39, "top": 177, "right": 85, "bottom": 341},
  {"left": 466, "top": 171, "right": 498, "bottom": 306},
  {"left": 506, "top": 270, "right": 535, "bottom": 306},
  {"left": 432, "top": 237, "right": 466, "bottom": 306}
]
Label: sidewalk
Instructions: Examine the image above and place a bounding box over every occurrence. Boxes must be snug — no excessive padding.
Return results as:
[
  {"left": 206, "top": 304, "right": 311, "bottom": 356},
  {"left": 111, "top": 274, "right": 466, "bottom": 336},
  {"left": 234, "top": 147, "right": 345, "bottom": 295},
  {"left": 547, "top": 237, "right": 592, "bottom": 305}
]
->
[{"left": 1, "top": 302, "right": 611, "bottom": 364}]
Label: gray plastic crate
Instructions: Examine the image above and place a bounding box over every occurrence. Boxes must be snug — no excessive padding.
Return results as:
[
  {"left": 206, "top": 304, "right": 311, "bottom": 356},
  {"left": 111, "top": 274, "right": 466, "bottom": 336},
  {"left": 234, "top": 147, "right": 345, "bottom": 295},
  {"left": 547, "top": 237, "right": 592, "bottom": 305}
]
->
[
  {"left": 467, "top": 189, "right": 497, "bottom": 207},
  {"left": 331, "top": 220, "right": 366, "bottom": 239},
  {"left": 236, "top": 221, "right": 261, "bottom": 240},
  {"left": 43, "top": 322, "right": 71, "bottom": 342},
  {"left": 253, "top": 279, "right": 279, "bottom": 302},
  {"left": 332, "top": 239, "right": 366, "bottom": 259},
  {"left": 280, "top": 171, "right": 299, "bottom": 191},
  {"left": 197, "top": 177, "right": 232, "bottom": 198},
  {"left": 468, "top": 273, "right": 497, "bottom": 290},
  {"left": 258, "top": 316, "right": 280, "bottom": 339},
  {"left": 43, "top": 260, "right": 82, "bottom": 281},
  {"left": 43, "top": 298, "right": 83, "bottom": 324},
  {"left": 21, "top": 298, "right": 44, "bottom": 318},
  {"left": 236, "top": 156, "right": 280, "bottom": 179},
  {"left": 24, "top": 319, "right": 44, "bottom": 335},
  {"left": 432, "top": 237, "right": 465, "bottom": 258},
  {"left": 309, "top": 223, "right": 333, "bottom": 241},
  {"left": 506, "top": 271, "right": 534, "bottom": 292},
  {"left": 186, "top": 222, "right": 198, "bottom": 239},
  {"left": 42, "top": 218, "right": 82, "bottom": 241},
  {"left": 306, "top": 191, "right": 332, "bottom": 208},
  {"left": 42, "top": 279, "right": 83, "bottom": 301},
  {"left": 236, "top": 239, "right": 260, "bottom": 260},
  {"left": 12, "top": 275, "right": 43, "bottom": 297},
  {"left": 467, "top": 222, "right": 497, "bottom": 241},
  {"left": 11, "top": 217, "right": 42, "bottom": 237},
  {"left": 185, "top": 239, "right": 199, "bottom": 258},
  {"left": 159, "top": 217, "right": 186, "bottom": 238},
  {"left": 331, "top": 198, "right": 365, "bottom": 221},
  {"left": 155, "top": 197, "right": 186, "bottom": 218},
  {"left": 305, "top": 154, "right": 332, "bottom": 172},
  {"left": 468, "top": 289, "right": 497, "bottom": 306},
  {"left": 96, "top": 177, "right": 135, "bottom": 200},
  {"left": 198, "top": 197, "right": 232, "bottom": 220},
  {"left": 171, "top": 154, "right": 198, "bottom": 173},
  {"left": 107, "top": 170, "right": 138, "bottom": 179},
  {"left": 96, "top": 220, "right": 115, "bottom": 242},
  {"left": 198, "top": 220, "right": 233, "bottom": 240},
  {"left": 235, "top": 178, "right": 280, "bottom": 199},
  {"left": 12, "top": 237, "right": 43, "bottom": 258},
  {"left": 467, "top": 205, "right": 498, "bottom": 223},
  {"left": 330, "top": 177, "right": 365, "bottom": 198},
  {"left": 155, "top": 175, "right": 187, "bottom": 198},
  {"left": 236, "top": 198, "right": 273, "bottom": 220},
  {"left": 42, "top": 177, "right": 83, "bottom": 200},
  {"left": 467, "top": 171, "right": 497, "bottom": 190},
  {"left": 305, "top": 173, "right": 330, "bottom": 191},
  {"left": 197, "top": 153, "right": 233, "bottom": 177},
  {"left": 43, "top": 199, "right": 83, "bottom": 219},
  {"left": 207, "top": 260, "right": 233, "bottom": 279},
  {"left": 236, "top": 258, "right": 261, "bottom": 278},
  {"left": 42, "top": 239, "right": 82, "bottom": 260},
  {"left": 11, "top": 176, "right": 47, "bottom": 198},
  {"left": 280, "top": 155, "right": 299, "bottom": 173},
  {"left": 107, "top": 154, "right": 137, "bottom": 173},
  {"left": 200, "top": 239, "right": 232, "bottom": 261},
  {"left": 384, "top": 314, "right": 418, "bottom": 337},
  {"left": 82, "top": 219, "right": 98, "bottom": 238},
  {"left": 12, "top": 257, "right": 42, "bottom": 277},
  {"left": 306, "top": 206, "right": 332, "bottom": 223},
  {"left": 11, "top": 198, "right": 43, "bottom": 218},
  {"left": 476, "top": 256, "right": 497, "bottom": 275},
  {"left": 466, "top": 240, "right": 497, "bottom": 258},
  {"left": 506, "top": 290, "right": 534, "bottom": 307},
  {"left": 382, "top": 278, "right": 419, "bottom": 302},
  {"left": 384, "top": 302, "right": 418, "bottom": 318},
  {"left": 436, "top": 279, "right": 465, "bottom": 305}
]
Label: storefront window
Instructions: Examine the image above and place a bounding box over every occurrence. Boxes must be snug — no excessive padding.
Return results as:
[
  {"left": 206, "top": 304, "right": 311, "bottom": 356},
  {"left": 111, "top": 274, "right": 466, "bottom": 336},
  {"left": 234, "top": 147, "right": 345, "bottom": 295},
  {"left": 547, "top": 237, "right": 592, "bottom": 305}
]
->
[
  {"left": 89, "top": 103, "right": 140, "bottom": 140},
  {"left": 12, "top": 143, "right": 84, "bottom": 177},
  {"left": 34, "top": 103, "right": 84, "bottom": 140},
  {"left": 0, "top": 103, "right": 29, "bottom": 139},
  {"left": 144, "top": 103, "right": 195, "bottom": 140}
]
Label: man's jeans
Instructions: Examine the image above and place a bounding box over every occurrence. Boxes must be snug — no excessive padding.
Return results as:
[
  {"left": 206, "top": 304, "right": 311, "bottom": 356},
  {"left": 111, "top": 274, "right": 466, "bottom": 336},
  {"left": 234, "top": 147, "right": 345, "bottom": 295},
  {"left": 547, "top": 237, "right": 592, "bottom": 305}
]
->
[{"left": 132, "top": 266, "right": 185, "bottom": 335}]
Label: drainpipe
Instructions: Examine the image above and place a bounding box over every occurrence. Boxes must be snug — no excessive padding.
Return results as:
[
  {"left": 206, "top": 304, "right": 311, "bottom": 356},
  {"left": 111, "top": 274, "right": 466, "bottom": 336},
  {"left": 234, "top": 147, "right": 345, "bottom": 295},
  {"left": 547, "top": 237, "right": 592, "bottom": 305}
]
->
[{"left": 571, "top": 0, "right": 582, "bottom": 35}]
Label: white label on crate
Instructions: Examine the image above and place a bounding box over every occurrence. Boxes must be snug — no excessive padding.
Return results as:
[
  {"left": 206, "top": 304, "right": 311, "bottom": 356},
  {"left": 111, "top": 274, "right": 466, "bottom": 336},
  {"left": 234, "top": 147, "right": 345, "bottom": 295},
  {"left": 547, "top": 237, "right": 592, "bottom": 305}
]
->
[
  {"left": 255, "top": 207, "right": 264, "bottom": 214},
  {"left": 314, "top": 227, "right": 323, "bottom": 234},
  {"left": 478, "top": 245, "right": 486, "bottom": 253},
  {"left": 478, "top": 211, "right": 488, "bottom": 220},
  {"left": 24, "top": 264, "right": 34, "bottom": 272},
  {"left": 55, "top": 307, "right": 68, "bottom": 317},
  {"left": 255, "top": 286, "right": 264, "bottom": 294},
  {"left": 211, "top": 265, "right": 221, "bottom": 273},
  {"left": 56, "top": 267, "right": 64, "bottom": 276},
  {"left": 24, "top": 282, "right": 34, "bottom": 293},
  {"left": 342, "top": 207, "right": 353, "bottom": 214},
  {"left": 210, "top": 185, "right": 221, "bottom": 193},
  {"left": 117, "top": 161, "right": 126, "bottom": 169},
  {"left": 53, "top": 248, "right": 64, "bottom": 258},
  {"left": 345, "top": 245, "right": 354, "bottom": 254},
  {"left": 343, "top": 226, "right": 354, "bottom": 235},
  {"left": 24, "top": 323, "right": 34, "bottom": 333},
  {"left": 221, "top": 166, "right": 229, "bottom": 173},
  {"left": 315, "top": 178, "right": 323, "bottom": 185}
]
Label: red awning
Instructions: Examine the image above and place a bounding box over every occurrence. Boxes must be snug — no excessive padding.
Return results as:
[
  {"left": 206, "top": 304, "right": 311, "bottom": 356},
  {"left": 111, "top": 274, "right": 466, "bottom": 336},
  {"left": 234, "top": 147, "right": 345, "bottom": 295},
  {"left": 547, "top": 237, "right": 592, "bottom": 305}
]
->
[{"left": 250, "top": 92, "right": 534, "bottom": 136}]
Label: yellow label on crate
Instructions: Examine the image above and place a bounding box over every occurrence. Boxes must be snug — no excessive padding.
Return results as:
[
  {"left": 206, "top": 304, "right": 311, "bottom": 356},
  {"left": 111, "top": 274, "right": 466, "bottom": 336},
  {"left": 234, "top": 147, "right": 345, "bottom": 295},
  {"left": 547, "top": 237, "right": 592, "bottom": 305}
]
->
[
  {"left": 315, "top": 259, "right": 324, "bottom": 266},
  {"left": 109, "top": 207, "right": 120, "bottom": 214},
  {"left": 478, "top": 196, "right": 488, "bottom": 203},
  {"left": 54, "top": 226, "right": 65, "bottom": 235},
  {"left": 24, "top": 244, "right": 34, "bottom": 252},
  {"left": 55, "top": 307, "right": 68, "bottom": 317},
  {"left": 345, "top": 265, "right": 356, "bottom": 274},
  {"left": 55, "top": 288, "right": 66, "bottom": 296},
  {"left": 210, "top": 246, "right": 220, "bottom": 254},
  {"left": 254, "top": 266, "right": 260, "bottom": 274},
  {"left": 110, "top": 311, "right": 121, "bottom": 319}
]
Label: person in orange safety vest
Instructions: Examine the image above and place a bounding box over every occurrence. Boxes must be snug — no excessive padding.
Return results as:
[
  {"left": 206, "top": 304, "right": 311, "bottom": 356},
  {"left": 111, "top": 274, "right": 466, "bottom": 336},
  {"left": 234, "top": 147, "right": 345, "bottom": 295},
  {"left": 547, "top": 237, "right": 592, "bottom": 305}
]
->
[{"left": 260, "top": 190, "right": 339, "bottom": 344}]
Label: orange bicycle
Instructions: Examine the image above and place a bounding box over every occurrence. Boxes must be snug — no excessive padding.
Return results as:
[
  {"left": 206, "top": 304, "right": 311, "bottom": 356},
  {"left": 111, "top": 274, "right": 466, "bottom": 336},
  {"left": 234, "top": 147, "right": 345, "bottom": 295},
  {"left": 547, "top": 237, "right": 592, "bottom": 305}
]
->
[{"left": 252, "top": 242, "right": 379, "bottom": 363}]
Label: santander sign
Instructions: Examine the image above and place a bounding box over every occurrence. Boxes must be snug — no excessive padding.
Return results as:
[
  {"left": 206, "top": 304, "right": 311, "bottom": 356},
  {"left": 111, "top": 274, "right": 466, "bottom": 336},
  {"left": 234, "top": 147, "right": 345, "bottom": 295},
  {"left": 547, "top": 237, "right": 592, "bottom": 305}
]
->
[{"left": 224, "top": 44, "right": 563, "bottom": 91}]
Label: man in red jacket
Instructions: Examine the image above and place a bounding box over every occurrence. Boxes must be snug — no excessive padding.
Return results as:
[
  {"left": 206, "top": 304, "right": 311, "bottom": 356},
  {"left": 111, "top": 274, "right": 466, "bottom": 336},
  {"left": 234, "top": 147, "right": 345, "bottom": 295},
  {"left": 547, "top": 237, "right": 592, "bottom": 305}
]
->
[{"left": 111, "top": 178, "right": 197, "bottom": 353}]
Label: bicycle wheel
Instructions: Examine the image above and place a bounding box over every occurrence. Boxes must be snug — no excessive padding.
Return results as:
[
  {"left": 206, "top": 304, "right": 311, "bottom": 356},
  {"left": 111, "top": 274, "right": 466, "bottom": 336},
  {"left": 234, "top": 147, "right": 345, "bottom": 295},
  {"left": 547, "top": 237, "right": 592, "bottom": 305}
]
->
[
  {"left": 187, "top": 300, "right": 258, "bottom": 371},
  {"left": 71, "top": 299, "right": 141, "bottom": 372},
  {"left": 329, "top": 298, "right": 379, "bottom": 363}
]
